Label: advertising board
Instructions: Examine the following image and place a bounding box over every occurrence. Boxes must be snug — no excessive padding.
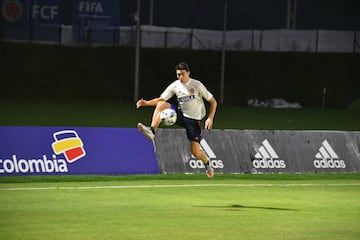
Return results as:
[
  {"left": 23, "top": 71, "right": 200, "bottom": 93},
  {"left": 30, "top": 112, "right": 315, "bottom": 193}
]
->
[{"left": 0, "top": 127, "right": 159, "bottom": 176}]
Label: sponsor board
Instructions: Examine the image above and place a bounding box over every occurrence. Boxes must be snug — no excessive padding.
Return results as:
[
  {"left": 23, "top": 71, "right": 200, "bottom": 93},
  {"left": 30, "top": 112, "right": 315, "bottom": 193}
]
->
[
  {"left": 188, "top": 139, "right": 224, "bottom": 170},
  {"left": 72, "top": 0, "right": 119, "bottom": 27},
  {"left": 1, "top": 0, "right": 61, "bottom": 24},
  {"left": 154, "top": 129, "right": 252, "bottom": 174},
  {"left": 0, "top": 127, "right": 159, "bottom": 175},
  {"left": 155, "top": 129, "right": 360, "bottom": 174},
  {"left": 252, "top": 139, "right": 286, "bottom": 169},
  {"left": 4, "top": 127, "right": 356, "bottom": 175},
  {"left": 314, "top": 140, "right": 346, "bottom": 169}
]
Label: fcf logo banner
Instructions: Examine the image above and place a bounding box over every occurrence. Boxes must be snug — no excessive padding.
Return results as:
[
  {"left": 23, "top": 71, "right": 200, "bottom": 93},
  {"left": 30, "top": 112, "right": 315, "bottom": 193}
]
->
[{"left": 0, "top": 0, "right": 61, "bottom": 24}]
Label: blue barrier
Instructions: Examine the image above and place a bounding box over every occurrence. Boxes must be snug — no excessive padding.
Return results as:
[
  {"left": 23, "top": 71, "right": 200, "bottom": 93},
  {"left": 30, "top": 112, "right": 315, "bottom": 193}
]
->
[{"left": 0, "top": 126, "right": 159, "bottom": 175}]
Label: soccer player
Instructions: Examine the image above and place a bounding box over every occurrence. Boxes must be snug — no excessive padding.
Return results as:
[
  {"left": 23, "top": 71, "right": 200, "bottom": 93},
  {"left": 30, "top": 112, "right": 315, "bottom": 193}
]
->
[{"left": 136, "top": 62, "right": 217, "bottom": 178}]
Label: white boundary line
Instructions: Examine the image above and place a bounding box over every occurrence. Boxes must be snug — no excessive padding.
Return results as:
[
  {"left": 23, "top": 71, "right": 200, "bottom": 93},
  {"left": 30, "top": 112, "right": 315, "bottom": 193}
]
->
[{"left": 1, "top": 183, "right": 359, "bottom": 191}]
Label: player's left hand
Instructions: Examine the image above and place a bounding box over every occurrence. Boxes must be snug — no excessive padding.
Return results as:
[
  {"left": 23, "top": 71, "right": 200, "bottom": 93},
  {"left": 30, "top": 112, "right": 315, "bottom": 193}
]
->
[{"left": 205, "top": 118, "right": 213, "bottom": 129}]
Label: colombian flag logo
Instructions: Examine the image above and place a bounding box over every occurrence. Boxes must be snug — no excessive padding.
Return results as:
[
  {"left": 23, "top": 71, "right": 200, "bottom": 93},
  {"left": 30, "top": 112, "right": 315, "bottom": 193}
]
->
[{"left": 51, "top": 130, "right": 86, "bottom": 163}]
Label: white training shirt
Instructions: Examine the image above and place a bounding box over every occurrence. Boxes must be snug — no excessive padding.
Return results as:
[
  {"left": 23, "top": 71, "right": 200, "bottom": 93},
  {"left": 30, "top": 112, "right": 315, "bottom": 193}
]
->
[{"left": 160, "top": 78, "right": 213, "bottom": 120}]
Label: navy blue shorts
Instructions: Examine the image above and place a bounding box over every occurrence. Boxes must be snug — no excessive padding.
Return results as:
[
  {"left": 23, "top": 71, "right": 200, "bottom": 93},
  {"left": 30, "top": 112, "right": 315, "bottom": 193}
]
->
[{"left": 170, "top": 105, "right": 202, "bottom": 143}]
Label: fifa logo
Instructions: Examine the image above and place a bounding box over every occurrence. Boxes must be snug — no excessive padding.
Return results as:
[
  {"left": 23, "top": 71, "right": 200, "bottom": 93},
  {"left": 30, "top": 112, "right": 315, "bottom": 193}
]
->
[{"left": 51, "top": 130, "right": 86, "bottom": 163}]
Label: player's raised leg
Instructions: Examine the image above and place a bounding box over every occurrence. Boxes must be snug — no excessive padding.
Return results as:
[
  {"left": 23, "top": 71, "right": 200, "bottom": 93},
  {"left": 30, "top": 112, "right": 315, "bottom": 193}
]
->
[
  {"left": 150, "top": 101, "right": 171, "bottom": 131},
  {"left": 137, "top": 100, "right": 171, "bottom": 140}
]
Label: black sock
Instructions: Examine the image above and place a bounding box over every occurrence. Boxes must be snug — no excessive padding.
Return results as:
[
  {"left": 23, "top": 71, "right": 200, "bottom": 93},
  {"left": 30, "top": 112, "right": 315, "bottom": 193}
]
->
[
  {"left": 151, "top": 127, "right": 155, "bottom": 134},
  {"left": 204, "top": 161, "right": 211, "bottom": 171}
]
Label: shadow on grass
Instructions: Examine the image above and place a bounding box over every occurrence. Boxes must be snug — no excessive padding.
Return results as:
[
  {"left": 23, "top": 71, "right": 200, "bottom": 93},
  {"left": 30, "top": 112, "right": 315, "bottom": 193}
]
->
[{"left": 194, "top": 204, "right": 296, "bottom": 211}]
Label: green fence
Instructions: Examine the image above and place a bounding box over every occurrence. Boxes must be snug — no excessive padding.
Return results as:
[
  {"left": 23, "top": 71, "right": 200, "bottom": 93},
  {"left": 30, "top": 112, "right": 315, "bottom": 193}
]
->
[{"left": 1, "top": 42, "right": 359, "bottom": 108}]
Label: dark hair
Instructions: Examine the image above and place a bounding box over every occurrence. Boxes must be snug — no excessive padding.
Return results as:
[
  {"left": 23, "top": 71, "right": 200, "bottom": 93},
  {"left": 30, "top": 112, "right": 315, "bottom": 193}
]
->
[{"left": 175, "top": 62, "right": 190, "bottom": 72}]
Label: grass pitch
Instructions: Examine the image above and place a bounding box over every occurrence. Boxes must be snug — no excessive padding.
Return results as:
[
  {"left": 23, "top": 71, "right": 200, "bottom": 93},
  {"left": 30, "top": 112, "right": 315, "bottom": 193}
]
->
[
  {"left": 1, "top": 99, "right": 360, "bottom": 130},
  {"left": 1, "top": 100, "right": 359, "bottom": 239},
  {"left": 1, "top": 174, "right": 359, "bottom": 240}
]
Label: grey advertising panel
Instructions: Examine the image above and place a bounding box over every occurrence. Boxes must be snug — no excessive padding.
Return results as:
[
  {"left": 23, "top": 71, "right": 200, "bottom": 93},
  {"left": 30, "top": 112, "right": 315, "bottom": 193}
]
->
[
  {"left": 244, "top": 130, "right": 290, "bottom": 173},
  {"left": 298, "top": 131, "right": 360, "bottom": 173},
  {"left": 244, "top": 130, "right": 360, "bottom": 173},
  {"left": 154, "top": 129, "right": 252, "bottom": 174},
  {"left": 155, "top": 129, "right": 360, "bottom": 174}
]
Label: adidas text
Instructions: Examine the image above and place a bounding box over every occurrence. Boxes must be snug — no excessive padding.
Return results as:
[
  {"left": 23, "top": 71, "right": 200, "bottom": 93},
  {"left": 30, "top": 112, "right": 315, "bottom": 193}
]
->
[
  {"left": 253, "top": 159, "right": 286, "bottom": 169},
  {"left": 313, "top": 159, "right": 346, "bottom": 169},
  {"left": 189, "top": 160, "right": 224, "bottom": 169}
]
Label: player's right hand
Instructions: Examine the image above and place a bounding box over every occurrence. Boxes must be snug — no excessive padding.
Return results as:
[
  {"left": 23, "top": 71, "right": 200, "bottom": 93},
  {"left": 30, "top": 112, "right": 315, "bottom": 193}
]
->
[{"left": 136, "top": 99, "right": 146, "bottom": 108}]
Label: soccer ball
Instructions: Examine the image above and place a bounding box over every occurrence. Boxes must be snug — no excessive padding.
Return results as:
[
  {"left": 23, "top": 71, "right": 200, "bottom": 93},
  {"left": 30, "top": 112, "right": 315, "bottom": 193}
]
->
[{"left": 160, "top": 108, "right": 177, "bottom": 126}]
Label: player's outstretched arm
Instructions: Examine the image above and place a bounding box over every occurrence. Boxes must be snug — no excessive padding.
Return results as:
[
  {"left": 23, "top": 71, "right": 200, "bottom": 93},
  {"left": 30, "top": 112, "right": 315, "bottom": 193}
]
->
[
  {"left": 136, "top": 97, "right": 166, "bottom": 108},
  {"left": 205, "top": 97, "right": 217, "bottom": 129}
]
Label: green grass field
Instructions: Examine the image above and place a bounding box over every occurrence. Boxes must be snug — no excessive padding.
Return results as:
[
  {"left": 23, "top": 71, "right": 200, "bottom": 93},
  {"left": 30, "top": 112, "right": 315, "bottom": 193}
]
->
[
  {"left": 1, "top": 100, "right": 360, "bottom": 239},
  {"left": 1, "top": 174, "right": 360, "bottom": 240},
  {"left": 1, "top": 99, "right": 360, "bottom": 130}
]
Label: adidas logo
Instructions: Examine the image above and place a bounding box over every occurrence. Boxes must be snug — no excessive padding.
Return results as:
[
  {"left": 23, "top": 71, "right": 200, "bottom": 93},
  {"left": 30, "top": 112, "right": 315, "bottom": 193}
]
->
[
  {"left": 189, "top": 139, "right": 224, "bottom": 169},
  {"left": 253, "top": 139, "right": 286, "bottom": 169},
  {"left": 314, "top": 140, "right": 345, "bottom": 169}
]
